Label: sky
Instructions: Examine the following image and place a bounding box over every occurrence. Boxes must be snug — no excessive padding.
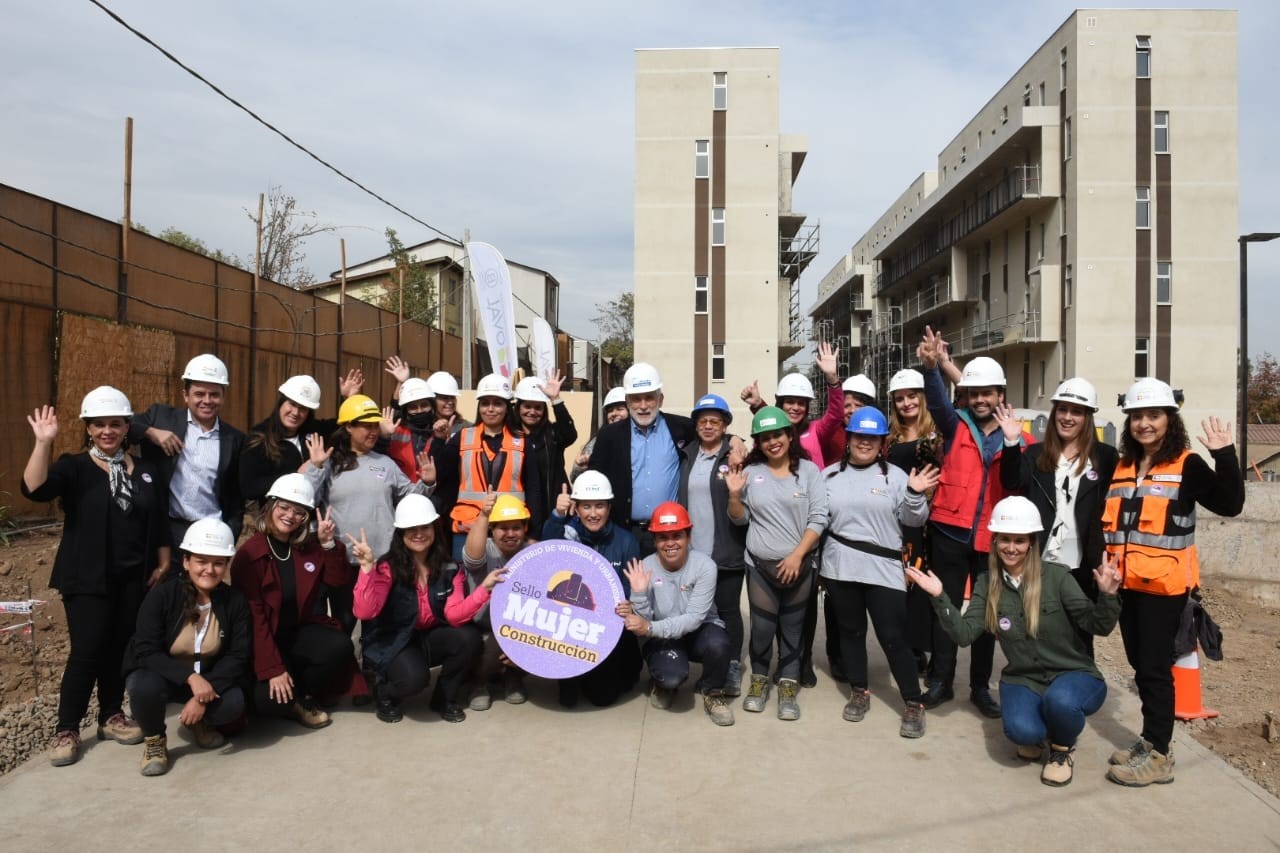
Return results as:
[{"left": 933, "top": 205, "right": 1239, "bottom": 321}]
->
[{"left": 4, "top": 1, "right": 1279, "bottom": 358}]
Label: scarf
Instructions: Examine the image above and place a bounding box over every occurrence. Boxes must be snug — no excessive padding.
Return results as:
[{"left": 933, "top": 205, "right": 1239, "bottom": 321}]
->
[{"left": 90, "top": 445, "right": 133, "bottom": 513}]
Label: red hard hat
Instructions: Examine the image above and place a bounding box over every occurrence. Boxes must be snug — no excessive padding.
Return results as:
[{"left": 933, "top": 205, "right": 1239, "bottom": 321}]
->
[{"left": 648, "top": 501, "right": 692, "bottom": 533}]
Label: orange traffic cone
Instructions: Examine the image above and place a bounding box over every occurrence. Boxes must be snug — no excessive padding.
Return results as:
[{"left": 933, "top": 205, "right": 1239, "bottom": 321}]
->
[{"left": 1172, "top": 649, "right": 1219, "bottom": 721}]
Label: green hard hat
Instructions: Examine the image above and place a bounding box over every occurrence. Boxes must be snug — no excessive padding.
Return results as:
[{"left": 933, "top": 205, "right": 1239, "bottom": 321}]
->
[{"left": 750, "top": 405, "right": 791, "bottom": 436}]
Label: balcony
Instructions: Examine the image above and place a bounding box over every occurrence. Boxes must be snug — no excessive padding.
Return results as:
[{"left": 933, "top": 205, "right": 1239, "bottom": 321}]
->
[
  {"left": 780, "top": 221, "right": 820, "bottom": 282},
  {"left": 900, "top": 275, "right": 977, "bottom": 324},
  {"left": 943, "top": 310, "right": 1044, "bottom": 358}
]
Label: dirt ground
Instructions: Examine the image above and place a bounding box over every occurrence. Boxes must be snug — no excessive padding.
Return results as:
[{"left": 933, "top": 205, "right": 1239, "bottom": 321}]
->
[{"left": 2, "top": 524, "right": 1278, "bottom": 795}]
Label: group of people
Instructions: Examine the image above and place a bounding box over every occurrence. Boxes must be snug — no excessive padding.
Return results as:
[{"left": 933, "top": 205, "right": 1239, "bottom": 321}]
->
[{"left": 23, "top": 328, "right": 1243, "bottom": 788}]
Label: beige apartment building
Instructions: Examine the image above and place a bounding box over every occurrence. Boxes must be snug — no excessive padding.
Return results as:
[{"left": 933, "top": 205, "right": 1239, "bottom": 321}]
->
[
  {"left": 634, "top": 47, "right": 817, "bottom": 420},
  {"left": 810, "top": 9, "right": 1238, "bottom": 434}
]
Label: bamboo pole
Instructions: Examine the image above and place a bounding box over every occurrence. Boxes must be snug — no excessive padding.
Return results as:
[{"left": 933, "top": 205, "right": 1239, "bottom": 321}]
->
[
  {"left": 397, "top": 266, "right": 405, "bottom": 355},
  {"left": 250, "top": 192, "right": 263, "bottom": 418},
  {"left": 462, "top": 229, "right": 472, "bottom": 388},
  {"left": 119, "top": 117, "right": 133, "bottom": 324},
  {"left": 339, "top": 239, "right": 347, "bottom": 393}
]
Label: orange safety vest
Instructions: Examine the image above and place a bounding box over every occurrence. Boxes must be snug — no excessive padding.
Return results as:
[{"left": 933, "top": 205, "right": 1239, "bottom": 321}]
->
[
  {"left": 449, "top": 427, "right": 525, "bottom": 533},
  {"left": 1101, "top": 450, "right": 1197, "bottom": 596}
]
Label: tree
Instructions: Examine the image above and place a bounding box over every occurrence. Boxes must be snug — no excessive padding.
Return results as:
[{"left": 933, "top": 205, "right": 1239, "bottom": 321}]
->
[
  {"left": 131, "top": 223, "right": 241, "bottom": 265},
  {"left": 376, "top": 227, "right": 438, "bottom": 327},
  {"left": 593, "top": 291, "right": 634, "bottom": 373},
  {"left": 1248, "top": 352, "right": 1280, "bottom": 423},
  {"left": 246, "top": 185, "right": 335, "bottom": 288}
]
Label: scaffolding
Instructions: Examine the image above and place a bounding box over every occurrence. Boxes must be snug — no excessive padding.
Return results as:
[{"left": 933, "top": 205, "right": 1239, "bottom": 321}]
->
[{"left": 862, "top": 304, "right": 905, "bottom": 398}]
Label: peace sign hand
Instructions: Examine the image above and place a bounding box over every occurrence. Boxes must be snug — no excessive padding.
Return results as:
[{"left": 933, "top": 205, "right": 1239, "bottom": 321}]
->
[
  {"left": 1093, "top": 552, "right": 1123, "bottom": 596},
  {"left": 345, "top": 528, "right": 376, "bottom": 572},
  {"left": 316, "top": 506, "right": 336, "bottom": 545},
  {"left": 305, "top": 433, "right": 333, "bottom": 468}
]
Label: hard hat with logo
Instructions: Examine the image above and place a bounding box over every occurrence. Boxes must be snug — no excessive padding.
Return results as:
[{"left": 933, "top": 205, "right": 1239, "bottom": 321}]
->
[
  {"left": 987, "top": 496, "right": 1044, "bottom": 535},
  {"left": 489, "top": 494, "right": 531, "bottom": 523},
  {"left": 691, "top": 393, "right": 733, "bottom": 425},
  {"left": 847, "top": 407, "right": 889, "bottom": 436},
  {"left": 888, "top": 369, "right": 925, "bottom": 394},
  {"left": 957, "top": 356, "right": 1007, "bottom": 388},
  {"left": 570, "top": 470, "right": 615, "bottom": 501},
  {"left": 514, "top": 377, "right": 551, "bottom": 405},
  {"left": 475, "top": 373, "right": 512, "bottom": 400},
  {"left": 841, "top": 374, "right": 876, "bottom": 401},
  {"left": 426, "top": 371, "right": 461, "bottom": 397},
  {"left": 399, "top": 377, "right": 434, "bottom": 407},
  {"left": 775, "top": 373, "right": 815, "bottom": 400},
  {"left": 751, "top": 405, "right": 791, "bottom": 436},
  {"left": 181, "top": 354, "right": 230, "bottom": 386},
  {"left": 602, "top": 387, "right": 627, "bottom": 410},
  {"left": 623, "top": 362, "right": 663, "bottom": 395},
  {"left": 394, "top": 493, "right": 440, "bottom": 528},
  {"left": 648, "top": 501, "right": 692, "bottom": 533},
  {"left": 266, "top": 473, "right": 316, "bottom": 509},
  {"left": 80, "top": 386, "right": 133, "bottom": 419},
  {"left": 179, "top": 518, "right": 237, "bottom": 557},
  {"left": 1120, "top": 377, "right": 1180, "bottom": 411},
  {"left": 1051, "top": 377, "right": 1099, "bottom": 412},
  {"left": 337, "top": 394, "right": 384, "bottom": 425},
  {"left": 278, "top": 375, "right": 322, "bottom": 410}
]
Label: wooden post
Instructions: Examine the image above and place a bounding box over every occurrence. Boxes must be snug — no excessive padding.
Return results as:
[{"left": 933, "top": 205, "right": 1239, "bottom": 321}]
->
[
  {"left": 461, "top": 228, "right": 472, "bottom": 388},
  {"left": 397, "top": 266, "right": 405, "bottom": 356},
  {"left": 249, "top": 192, "right": 264, "bottom": 419},
  {"left": 119, "top": 117, "right": 133, "bottom": 325},
  {"left": 339, "top": 239, "right": 347, "bottom": 392}
]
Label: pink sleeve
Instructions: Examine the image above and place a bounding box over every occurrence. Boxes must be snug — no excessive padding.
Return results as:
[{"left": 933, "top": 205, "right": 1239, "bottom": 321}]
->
[
  {"left": 352, "top": 562, "right": 393, "bottom": 620},
  {"left": 814, "top": 382, "right": 846, "bottom": 463},
  {"left": 444, "top": 569, "right": 492, "bottom": 627}
]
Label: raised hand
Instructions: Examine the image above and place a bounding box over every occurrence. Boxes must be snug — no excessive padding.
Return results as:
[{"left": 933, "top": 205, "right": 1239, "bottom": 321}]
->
[
  {"left": 725, "top": 467, "right": 748, "bottom": 496},
  {"left": 727, "top": 436, "right": 748, "bottom": 472},
  {"left": 555, "top": 483, "right": 573, "bottom": 517},
  {"left": 816, "top": 341, "right": 839, "bottom": 384},
  {"left": 1094, "top": 552, "right": 1123, "bottom": 596},
  {"left": 994, "top": 403, "right": 1022, "bottom": 442},
  {"left": 907, "top": 464, "right": 940, "bottom": 494},
  {"left": 379, "top": 406, "right": 400, "bottom": 438},
  {"left": 339, "top": 368, "right": 365, "bottom": 398},
  {"left": 740, "top": 380, "right": 763, "bottom": 409},
  {"left": 416, "top": 449, "right": 437, "bottom": 485},
  {"left": 1198, "top": 416, "right": 1234, "bottom": 452},
  {"left": 541, "top": 369, "right": 564, "bottom": 401},
  {"left": 623, "top": 559, "right": 652, "bottom": 594},
  {"left": 316, "top": 506, "right": 336, "bottom": 545},
  {"left": 480, "top": 490, "right": 498, "bottom": 517},
  {"left": 346, "top": 528, "right": 376, "bottom": 572},
  {"left": 918, "top": 326, "right": 943, "bottom": 369},
  {"left": 27, "top": 406, "right": 58, "bottom": 443},
  {"left": 384, "top": 355, "right": 410, "bottom": 384},
  {"left": 305, "top": 433, "right": 333, "bottom": 468},
  {"left": 904, "top": 564, "right": 944, "bottom": 597},
  {"left": 433, "top": 413, "right": 457, "bottom": 440},
  {"left": 482, "top": 567, "right": 509, "bottom": 591}
]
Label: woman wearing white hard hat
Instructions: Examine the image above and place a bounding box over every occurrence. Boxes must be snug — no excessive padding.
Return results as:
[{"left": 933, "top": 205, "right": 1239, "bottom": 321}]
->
[
  {"left": 570, "top": 387, "right": 628, "bottom": 482},
  {"left": 1101, "top": 378, "right": 1243, "bottom": 787},
  {"left": 425, "top": 370, "right": 471, "bottom": 438},
  {"left": 512, "top": 372, "right": 579, "bottom": 536},
  {"left": 123, "top": 518, "right": 251, "bottom": 776},
  {"left": 741, "top": 341, "right": 847, "bottom": 469},
  {"left": 22, "top": 388, "right": 171, "bottom": 768},
  {"left": 908, "top": 496, "right": 1124, "bottom": 787},
  {"left": 230, "top": 474, "right": 366, "bottom": 730}
]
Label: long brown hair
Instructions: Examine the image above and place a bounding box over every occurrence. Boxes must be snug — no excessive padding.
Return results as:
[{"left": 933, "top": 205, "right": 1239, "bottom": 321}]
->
[
  {"left": 245, "top": 395, "right": 316, "bottom": 465},
  {"left": 744, "top": 425, "right": 804, "bottom": 476},
  {"left": 256, "top": 497, "right": 313, "bottom": 546},
  {"left": 888, "top": 390, "right": 937, "bottom": 447},
  {"left": 1037, "top": 401, "right": 1098, "bottom": 476},
  {"left": 381, "top": 517, "right": 452, "bottom": 588},
  {"left": 985, "top": 538, "right": 1043, "bottom": 638}
]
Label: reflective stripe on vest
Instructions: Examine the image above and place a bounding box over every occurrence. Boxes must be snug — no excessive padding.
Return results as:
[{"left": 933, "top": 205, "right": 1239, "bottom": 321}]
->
[
  {"left": 1102, "top": 450, "right": 1197, "bottom": 595},
  {"left": 450, "top": 427, "right": 525, "bottom": 531}
]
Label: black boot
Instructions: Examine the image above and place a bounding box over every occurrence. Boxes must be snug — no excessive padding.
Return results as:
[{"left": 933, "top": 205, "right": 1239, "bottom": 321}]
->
[
  {"left": 375, "top": 694, "right": 403, "bottom": 723},
  {"left": 919, "top": 680, "right": 955, "bottom": 709},
  {"left": 970, "top": 687, "right": 1001, "bottom": 719}
]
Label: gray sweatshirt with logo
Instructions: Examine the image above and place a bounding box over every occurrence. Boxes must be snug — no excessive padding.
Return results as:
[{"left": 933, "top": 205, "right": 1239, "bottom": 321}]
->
[
  {"left": 630, "top": 550, "right": 723, "bottom": 639},
  {"left": 820, "top": 462, "right": 928, "bottom": 590}
]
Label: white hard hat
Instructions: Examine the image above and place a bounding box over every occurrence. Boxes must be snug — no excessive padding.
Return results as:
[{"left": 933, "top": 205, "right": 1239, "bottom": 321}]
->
[
  {"left": 475, "top": 373, "right": 512, "bottom": 400},
  {"left": 278, "top": 375, "right": 321, "bottom": 410},
  {"left": 426, "top": 371, "right": 461, "bottom": 397},
  {"left": 1121, "top": 377, "right": 1179, "bottom": 412},
  {"left": 1051, "top": 377, "right": 1099, "bottom": 412},
  {"left": 623, "top": 362, "right": 663, "bottom": 395},
  {"left": 179, "top": 518, "right": 237, "bottom": 557},
  {"left": 602, "top": 387, "right": 627, "bottom": 409},
  {"left": 888, "top": 369, "right": 925, "bottom": 394},
  {"left": 399, "top": 377, "right": 434, "bottom": 407},
  {"left": 181, "top": 354, "right": 230, "bottom": 386},
  {"left": 266, "top": 473, "right": 315, "bottom": 509},
  {"left": 571, "top": 470, "right": 615, "bottom": 501},
  {"left": 841, "top": 374, "right": 876, "bottom": 400},
  {"left": 957, "top": 356, "right": 1006, "bottom": 388},
  {"left": 394, "top": 493, "right": 440, "bottom": 528},
  {"left": 514, "top": 376, "right": 551, "bottom": 405},
  {"left": 987, "top": 496, "right": 1044, "bottom": 535},
  {"left": 775, "top": 373, "right": 815, "bottom": 400},
  {"left": 80, "top": 386, "right": 132, "bottom": 419}
]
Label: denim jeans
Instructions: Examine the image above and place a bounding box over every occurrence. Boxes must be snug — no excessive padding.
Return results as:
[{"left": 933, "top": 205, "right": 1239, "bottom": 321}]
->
[{"left": 1000, "top": 671, "right": 1107, "bottom": 748}]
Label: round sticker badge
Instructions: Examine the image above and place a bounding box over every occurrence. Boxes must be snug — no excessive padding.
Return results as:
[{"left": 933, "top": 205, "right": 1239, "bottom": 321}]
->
[
  {"left": 1086, "top": 470, "right": 1098, "bottom": 481},
  {"left": 303, "top": 561, "right": 316, "bottom": 573},
  {"left": 141, "top": 473, "right": 153, "bottom": 483},
  {"left": 998, "top": 616, "right": 1013, "bottom": 632}
]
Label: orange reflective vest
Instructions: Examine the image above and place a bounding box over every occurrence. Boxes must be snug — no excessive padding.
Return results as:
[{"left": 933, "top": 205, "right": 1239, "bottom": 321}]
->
[
  {"left": 1102, "top": 450, "right": 1197, "bottom": 596},
  {"left": 449, "top": 427, "right": 525, "bottom": 533}
]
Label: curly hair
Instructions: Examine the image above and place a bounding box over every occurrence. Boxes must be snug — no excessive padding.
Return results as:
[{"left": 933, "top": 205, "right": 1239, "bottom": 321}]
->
[
  {"left": 744, "top": 425, "right": 804, "bottom": 477},
  {"left": 380, "top": 517, "right": 452, "bottom": 588},
  {"left": 1119, "top": 409, "right": 1190, "bottom": 467}
]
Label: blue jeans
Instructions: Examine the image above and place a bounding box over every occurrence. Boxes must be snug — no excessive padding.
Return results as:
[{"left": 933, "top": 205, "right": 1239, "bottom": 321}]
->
[{"left": 1000, "top": 672, "right": 1106, "bottom": 748}]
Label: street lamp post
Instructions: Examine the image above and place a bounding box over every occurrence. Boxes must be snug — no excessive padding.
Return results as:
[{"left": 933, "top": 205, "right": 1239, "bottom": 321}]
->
[{"left": 1239, "top": 232, "right": 1280, "bottom": 479}]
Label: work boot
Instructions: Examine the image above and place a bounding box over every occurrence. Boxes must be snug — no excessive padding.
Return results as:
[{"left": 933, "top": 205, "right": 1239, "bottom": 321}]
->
[
  {"left": 649, "top": 680, "right": 675, "bottom": 710},
  {"left": 1017, "top": 743, "right": 1045, "bottom": 762},
  {"left": 899, "top": 701, "right": 927, "bottom": 738},
  {"left": 742, "top": 674, "right": 771, "bottom": 713},
  {"left": 97, "top": 712, "right": 144, "bottom": 745},
  {"left": 703, "top": 692, "right": 735, "bottom": 727},
  {"left": 139, "top": 734, "right": 169, "bottom": 777},
  {"left": 48, "top": 730, "right": 80, "bottom": 767},
  {"left": 776, "top": 678, "right": 801, "bottom": 721},
  {"left": 469, "top": 683, "right": 494, "bottom": 712},
  {"left": 1107, "top": 745, "right": 1175, "bottom": 787},
  {"left": 1109, "top": 738, "right": 1149, "bottom": 766},
  {"left": 186, "top": 719, "right": 225, "bottom": 749},
  {"left": 919, "top": 681, "right": 954, "bottom": 709},
  {"left": 376, "top": 695, "right": 403, "bottom": 724},
  {"left": 843, "top": 688, "right": 871, "bottom": 723},
  {"left": 503, "top": 670, "right": 528, "bottom": 705},
  {"left": 1041, "top": 746, "right": 1074, "bottom": 787},
  {"left": 723, "top": 660, "right": 743, "bottom": 698},
  {"left": 970, "top": 688, "right": 1001, "bottom": 719},
  {"left": 290, "top": 699, "right": 332, "bottom": 729}
]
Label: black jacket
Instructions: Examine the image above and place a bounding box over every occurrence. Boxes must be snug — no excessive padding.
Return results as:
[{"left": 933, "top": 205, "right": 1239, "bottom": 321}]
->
[
  {"left": 122, "top": 578, "right": 251, "bottom": 693},
  {"left": 677, "top": 436, "right": 747, "bottom": 569},
  {"left": 239, "top": 416, "right": 339, "bottom": 505},
  {"left": 587, "top": 412, "right": 696, "bottom": 526},
  {"left": 360, "top": 567, "right": 457, "bottom": 678},
  {"left": 129, "top": 403, "right": 245, "bottom": 536},
  {"left": 522, "top": 402, "right": 579, "bottom": 535}
]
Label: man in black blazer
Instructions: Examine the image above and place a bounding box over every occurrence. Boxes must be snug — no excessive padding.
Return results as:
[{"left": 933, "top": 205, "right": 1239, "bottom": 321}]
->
[
  {"left": 128, "top": 354, "right": 246, "bottom": 548},
  {"left": 587, "top": 362, "right": 695, "bottom": 556}
]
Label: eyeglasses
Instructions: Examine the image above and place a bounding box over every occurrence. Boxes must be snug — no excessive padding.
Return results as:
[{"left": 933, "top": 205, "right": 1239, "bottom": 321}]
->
[
  {"left": 274, "top": 503, "right": 309, "bottom": 520},
  {"left": 696, "top": 417, "right": 725, "bottom": 427}
]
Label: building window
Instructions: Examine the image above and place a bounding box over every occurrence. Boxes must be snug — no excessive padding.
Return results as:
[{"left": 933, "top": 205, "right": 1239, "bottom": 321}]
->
[
  {"left": 1157, "top": 262, "right": 1172, "bottom": 305},
  {"left": 1136, "top": 187, "right": 1151, "bottom": 229},
  {"left": 1064, "top": 264, "right": 1073, "bottom": 307},
  {"left": 713, "top": 72, "right": 728, "bottom": 110},
  {"left": 694, "top": 275, "right": 708, "bottom": 313},
  {"left": 1064, "top": 117, "right": 1072, "bottom": 159},
  {"left": 1059, "top": 47, "right": 1068, "bottom": 90},
  {"left": 1136, "top": 36, "right": 1151, "bottom": 78},
  {"left": 960, "top": 145, "right": 966, "bottom": 164},
  {"left": 1039, "top": 223, "right": 1046, "bottom": 261},
  {"left": 1001, "top": 105, "right": 1009, "bottom": 124},
  {"left": 1023, "top": 84, "right": 1032, "bottom": 107},
  {"left": 1038, "top": 82, "right": 1046, "bottom": 105},
  {"left": 1039, "top": 360, "right": 1047, "bottom": 397},
  {"left": 712, "top": 208, "right": 725, "bottom": 246},
  {"left": 1154, "top": 111, "right": 1170, "bottom": 154},
  {"left": 1135, "top": 337, "right": 1150, "bottom": 377},
  {"left": 695, "top": 140, "right": 709, "bottom": 178},
  {"left": 712, "top": 344, "right": 726, "bottom": 380}
]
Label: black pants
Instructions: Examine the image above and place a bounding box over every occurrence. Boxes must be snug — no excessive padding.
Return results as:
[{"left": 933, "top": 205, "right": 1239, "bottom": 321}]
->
[
  {"left": 1119, "top": 589, "right": 1187, "bottom": 754},
  {"left": 799, "top": 578, "right": 842, "bottom": 676},
  {"left": 253, "top": 623, "right": 354, "bottom": 716},
  {"left": 927, "top": 530, "right": 995, "bottom": 691},
  {"left": 328, "top": 582, "right": 357, "bottom": 636},
  {"left": 825, "top": 579, "right": 922, "bottom": 703},
  {"left": 564, "top": 632, "right": 642, "bottom": 707},
  {"left": 643, "top": 623, "right": 732, "bottom": 694},
  {"left": 714, "top": 569, "right": 746, "bottom": 660},
  {"left": 747, "top": 561, "right": 815, "bottom": 681},
  {"left": 59, "top": 581, "right": 144, "bottom": 732},
  {"left": 380, "top": 625, "right": 482, "bottom": 705},
  {"left": 126, "top": 669, "right": 245, "bottom": 737}
]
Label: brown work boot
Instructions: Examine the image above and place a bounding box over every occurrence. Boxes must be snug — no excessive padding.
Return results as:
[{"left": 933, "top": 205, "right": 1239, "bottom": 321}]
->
[
  {"left": 1109, "top": 738, "right": 1149, "bottom": 766},
  {"left": 139, "top": 734, "right": 169, "bottom": 777},
  {"left": 49, "top": 730, "right": 81, "bottom": 767},
  {"left": 97, "top": 712, "right": 144, "bottom": 745},
  {"left": 843, "top": 688, "right": 871, "bottom": 722},
  {"left": 290, "top": 700, "right": 332, "bottom": 729},
  {"left": 703, "top": 692, "right": 735, "bottom": 727},
  {"left": 899, "top": 701, "right": 926, "bottom": 738},
  {"left": 1107, "top": 745, "right": 1175, "bottom": 787},
  {"left": 1041, "top": 746, "right": 1074, "bottom": 787},
  {"left": 1016, "top": 743, "right": 1045, "bottom": 762},
  {"left": 186, "top": 719, "right": 225, "bottom": 749}
]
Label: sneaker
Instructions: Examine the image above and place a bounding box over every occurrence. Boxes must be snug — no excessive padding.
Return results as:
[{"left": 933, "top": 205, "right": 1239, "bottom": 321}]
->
[
  {"left": 1041, "top": 746, "right": 1074, "bottom": 787},
  {"left": 969, "top": 688, "right": 1002, "bottom": 719},
  {"left": 49, "top": 730, "right": 80, "bottom": 767},
  {"left": 843, "top": 688, "right": 871, "bottom": 723},
  {"left": 649, "top": 681, "right": 675, "bottom": 710},
  {"left": 469, "top": 684, "right": 493, "bottom": 712},
  {"left": 919, "top": 681, "right": 954, "bottom": 709},
  {"left": 742, "top": 675, "right": 771, "bottom": 713},
  {"left": 139, "top": 734, "right": 169, "bottom": 777},
  {"left": 1109, "top": 738, "right": 1149, "bottom": 766},
  {"left": 185, "top": 719, "right": 225, "bottom": 749},
  {"left": 1017, "top": 743, "right": 1045, "bottom": 762},
  {"left": 899, "top": 701, "right": 927, "bottom": 738},
  {"left": 290, "top": 700, "right": 332, "bottom": 729},
  {"left": 1107, "top": 745, "right": 1175, "bottom": 787},
  {"left": 438, "top": 703, "right": 467, "bottom": 723},
  {"left": 97, "top": 712, "right": 144, "bottom": 745},
  {"left": 503, "top": 671, "right": 528, "bottom": 705},
  {"left": 375, "top": 696, "right": 403, "bottom": 724},
  {"left": 704, "top": 692, "right": 735, "bottom": 727},
  {"left": 776, "top": 678, "right": 801, "bottom": 721},
  {"left": 723, "top": 661, "right": 743, "bottom": 698}
]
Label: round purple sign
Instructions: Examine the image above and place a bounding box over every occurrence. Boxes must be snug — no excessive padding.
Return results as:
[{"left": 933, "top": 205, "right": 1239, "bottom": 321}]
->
[{"left": 489, "top": 539, "right": 624, "bottom": 679}]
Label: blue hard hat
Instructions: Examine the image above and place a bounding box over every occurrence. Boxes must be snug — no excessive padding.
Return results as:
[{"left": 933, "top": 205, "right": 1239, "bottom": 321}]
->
[
  {"left": 691, "top": 394, "right": 733, "bottom": 425},
  {"left": 846, "top": 406, "right": 889, "bottom": 436}
]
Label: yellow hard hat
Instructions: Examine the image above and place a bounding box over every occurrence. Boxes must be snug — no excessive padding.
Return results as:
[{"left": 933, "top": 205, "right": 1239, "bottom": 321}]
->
[
  {"left": 489, "top": 494, "right": 530, "bottom": 523},
  {"left": 337, "top": 395, "right": 383, "bottom": 425}
]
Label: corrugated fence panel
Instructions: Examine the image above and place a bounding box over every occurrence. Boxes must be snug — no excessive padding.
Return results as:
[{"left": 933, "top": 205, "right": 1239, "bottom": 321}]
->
[
  {"left": 3, "top": 303, "right": 56, "bottom": 516},
  {"left": 0, "top": 187, "right": 55, "bottom": 308},
  {"left": 127, "top": 232, "right": 220, "bottom": 339}
]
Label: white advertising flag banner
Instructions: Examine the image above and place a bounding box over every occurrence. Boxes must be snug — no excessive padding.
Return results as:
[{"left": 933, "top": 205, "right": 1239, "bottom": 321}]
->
[
  {"left": 466, "top": 241, "right": 518, "bottom": 381},
  {"left": 532, "top": 317, "right": 556, "bottom": 382}
]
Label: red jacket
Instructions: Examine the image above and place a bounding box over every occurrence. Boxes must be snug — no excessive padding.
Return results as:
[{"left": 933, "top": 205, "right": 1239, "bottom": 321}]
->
[
  {"left": 386, "top": 423, "right": 437, "bottom": 484},
  {"left": 931, "top": 414, "right": 1034, "bottom": 553}
]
